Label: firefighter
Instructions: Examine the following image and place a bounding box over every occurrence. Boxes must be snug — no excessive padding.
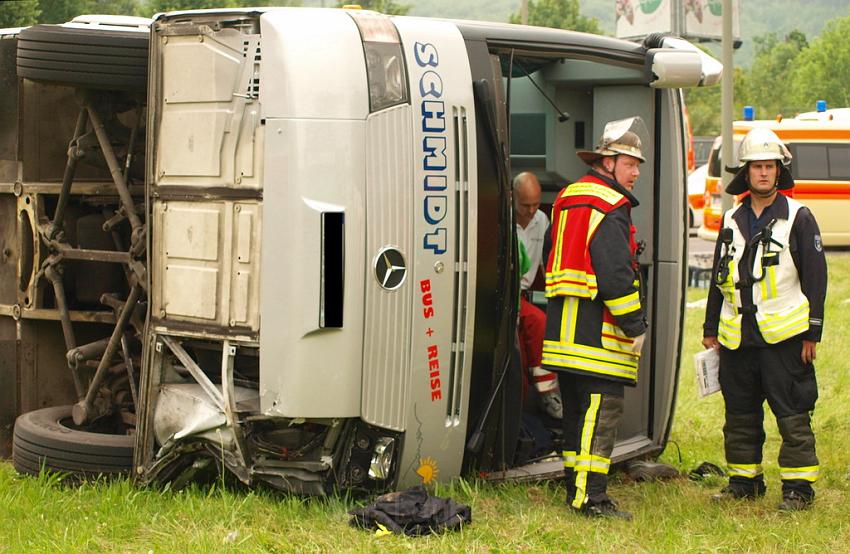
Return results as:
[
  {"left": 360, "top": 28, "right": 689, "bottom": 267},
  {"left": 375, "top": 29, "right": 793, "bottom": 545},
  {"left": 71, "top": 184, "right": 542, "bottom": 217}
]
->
[
  {"left": 702, "top": 127, "right": 827, "bottom": 511},
  {"left": 543, "top": 118, "right": 648, "bottom": 520}
]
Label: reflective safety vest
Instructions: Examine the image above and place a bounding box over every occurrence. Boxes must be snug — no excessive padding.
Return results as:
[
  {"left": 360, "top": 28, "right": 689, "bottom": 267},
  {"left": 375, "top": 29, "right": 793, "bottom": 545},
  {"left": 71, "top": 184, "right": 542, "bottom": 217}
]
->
[
  {"left": 716, "top": 198, "right": 809, "bottom": 349},
  {"left": 542, "top": 177, "right": 642, "bottom": 385}
]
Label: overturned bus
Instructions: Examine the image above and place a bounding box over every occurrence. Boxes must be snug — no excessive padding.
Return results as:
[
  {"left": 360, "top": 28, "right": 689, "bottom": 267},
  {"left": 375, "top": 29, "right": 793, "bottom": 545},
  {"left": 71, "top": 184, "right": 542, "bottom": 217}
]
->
[{"left": 0, "top": 8, "right": 720, "bottom": 494}]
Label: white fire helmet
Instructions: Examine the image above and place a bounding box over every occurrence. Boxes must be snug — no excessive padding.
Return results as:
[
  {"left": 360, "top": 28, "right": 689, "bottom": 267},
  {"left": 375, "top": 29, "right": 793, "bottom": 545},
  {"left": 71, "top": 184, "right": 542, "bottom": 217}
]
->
[
  {"left": 738, "top": 127, "right": 792, "bottom": 165},
  {"left": 577, "top": 116, "right": 649, "bottom": 165}
]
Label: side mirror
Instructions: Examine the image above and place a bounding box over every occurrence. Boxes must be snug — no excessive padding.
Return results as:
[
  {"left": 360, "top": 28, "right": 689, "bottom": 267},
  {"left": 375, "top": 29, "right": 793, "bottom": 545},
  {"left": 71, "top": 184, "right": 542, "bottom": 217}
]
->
[
  {"left": 645, "top": 37, "right": 723, "bottom": 88},
  {"left": 646, "top": 49, "right": 704, "bottom": 88}
]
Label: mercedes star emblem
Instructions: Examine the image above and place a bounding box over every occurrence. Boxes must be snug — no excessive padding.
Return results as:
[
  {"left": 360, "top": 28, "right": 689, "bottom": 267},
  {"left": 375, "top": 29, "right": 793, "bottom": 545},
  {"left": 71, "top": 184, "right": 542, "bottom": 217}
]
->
[{"left": 374, "top": 247, "right": 407, "bottom": 290}]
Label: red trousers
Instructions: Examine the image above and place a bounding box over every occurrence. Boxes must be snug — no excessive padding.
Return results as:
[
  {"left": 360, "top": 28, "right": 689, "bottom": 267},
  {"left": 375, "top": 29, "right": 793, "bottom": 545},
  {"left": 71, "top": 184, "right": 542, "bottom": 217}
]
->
[{"left": 519, "top": 297, "right": 557, "bottom": 393}]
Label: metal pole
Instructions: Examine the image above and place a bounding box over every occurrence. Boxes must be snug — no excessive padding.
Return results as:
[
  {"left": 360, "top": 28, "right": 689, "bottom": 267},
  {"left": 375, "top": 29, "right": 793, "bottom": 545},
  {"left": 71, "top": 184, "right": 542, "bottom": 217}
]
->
[
  {"left": 720, "top": 0, "right": 734, "bottom": 212},
  {"left": 670, "top": 0, "right": 681, "bottom": 36}
]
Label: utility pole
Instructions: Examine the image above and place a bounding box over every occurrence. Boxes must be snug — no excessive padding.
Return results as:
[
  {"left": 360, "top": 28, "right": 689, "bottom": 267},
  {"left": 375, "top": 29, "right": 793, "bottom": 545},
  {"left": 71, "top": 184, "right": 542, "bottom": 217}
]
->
[
  {"left": 521, "top": 0, "right": 528, "bottom": 25},
  {"left": 720, "top": 0, "right": 734, "bottom": 212}
]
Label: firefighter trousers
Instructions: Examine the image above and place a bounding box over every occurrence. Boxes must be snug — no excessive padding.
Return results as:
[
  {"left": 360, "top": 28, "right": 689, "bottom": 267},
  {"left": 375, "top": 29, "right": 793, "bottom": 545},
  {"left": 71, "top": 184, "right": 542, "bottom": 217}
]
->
[
  {"left": 719, "top": 339, "right": 819, "bottom": 498},
  {"left": 558, "top": 371, "right": 624, "bottom": 508}
]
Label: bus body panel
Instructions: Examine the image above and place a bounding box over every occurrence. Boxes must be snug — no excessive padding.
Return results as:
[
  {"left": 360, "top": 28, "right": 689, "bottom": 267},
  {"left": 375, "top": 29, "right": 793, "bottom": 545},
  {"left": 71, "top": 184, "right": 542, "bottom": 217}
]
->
[
  {"left": 392, "top": 16, "right": 478, "bottom": 489},
  {"left": 260, "top": 117, "right": 367, "bottom": 417},
  {"left": 259, "top": 9, "right": 369, "bottom": 121}
]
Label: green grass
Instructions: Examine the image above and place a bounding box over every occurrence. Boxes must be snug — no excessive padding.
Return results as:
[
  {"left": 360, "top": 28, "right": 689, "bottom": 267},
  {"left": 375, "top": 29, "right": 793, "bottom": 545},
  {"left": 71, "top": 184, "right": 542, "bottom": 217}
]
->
[{"left": 2, "top": 254, "right": 849, "bottom": 551}]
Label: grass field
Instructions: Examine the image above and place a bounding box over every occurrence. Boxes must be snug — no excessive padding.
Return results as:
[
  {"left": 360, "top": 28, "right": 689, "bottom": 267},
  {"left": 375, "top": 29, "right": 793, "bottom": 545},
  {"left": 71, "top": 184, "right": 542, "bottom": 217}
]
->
[{"left": 1, "top": 254, "right": 849, "bottom": 552}]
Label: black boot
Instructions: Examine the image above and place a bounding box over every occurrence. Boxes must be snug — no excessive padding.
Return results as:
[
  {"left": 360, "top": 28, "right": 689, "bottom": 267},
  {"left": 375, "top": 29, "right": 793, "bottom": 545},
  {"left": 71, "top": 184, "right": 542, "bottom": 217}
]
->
[
  {"left": 711, "top": 478, "right": 766, "bottom": 501},
  {"left": 563, "top": 468, "right": 576, "bottom": 506},
  {"left": 779, "top": 490, "right": 813, "bottom": 511},
  {"left": 579, "top": 496, "right": 632, "bottom": 521}
]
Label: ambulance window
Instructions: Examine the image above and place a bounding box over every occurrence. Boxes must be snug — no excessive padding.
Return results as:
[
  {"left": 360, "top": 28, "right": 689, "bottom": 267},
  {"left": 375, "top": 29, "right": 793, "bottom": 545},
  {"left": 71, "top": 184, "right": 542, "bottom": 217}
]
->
[
  {"left": 827, "top": 145, "right": 850, "bottom": 179},
  {"left": 793, "top": 145, "right": 829, "bottom": 179},
  {"left": 707, "top": 144, "right": 721, "bottom": 177},
  {"left": 707, "top": 138, "right": 739, "bottom": 178},
  {"left": 791, "top": 144, "right": 850, "bottom": 180}
]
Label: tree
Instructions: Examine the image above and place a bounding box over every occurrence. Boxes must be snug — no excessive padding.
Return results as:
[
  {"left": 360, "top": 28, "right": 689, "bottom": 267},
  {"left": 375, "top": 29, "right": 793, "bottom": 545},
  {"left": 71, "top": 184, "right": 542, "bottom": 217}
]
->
[
  {"left": 334, "top": 0, "right": 410, "bottom": 16},
  {"left": 509, "top": 0, "right": 602, "bottom": 35},
  {"left": 685, "top": 28, "right": 809, "bottom": 136},
  {"left": 0, "top": 0, "right": 40, "bottom": 27},
  {"left": 742, "top": 30, "right": 808, "bottom": 119},
  {"left": 790, "top": 12, "right": 850, "bottom": 109},
  {"left": 684, "top": 66, "right": 749, "bottom": 136}
]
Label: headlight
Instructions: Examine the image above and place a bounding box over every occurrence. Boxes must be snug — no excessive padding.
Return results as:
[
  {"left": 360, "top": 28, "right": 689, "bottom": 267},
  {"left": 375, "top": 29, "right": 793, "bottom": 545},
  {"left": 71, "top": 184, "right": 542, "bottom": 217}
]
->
[
  {"left": 348, "top": 11, "right": 409, "bottom": 113},
  {"left": 363, "top": 42, "right": 407, "bottom": 112},
  {"left": 368, "top": 437, "right": 396, "bottom": 480}
]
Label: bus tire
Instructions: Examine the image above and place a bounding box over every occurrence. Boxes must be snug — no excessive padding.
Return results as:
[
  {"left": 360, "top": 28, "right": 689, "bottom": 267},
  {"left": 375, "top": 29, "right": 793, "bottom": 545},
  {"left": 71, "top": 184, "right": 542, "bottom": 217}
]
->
[
  {"left": 12, "top": 405, "right": 134, "bottom": 478},
  {"left": 16, "top": 24, "right": 148, "bottom": 92}
]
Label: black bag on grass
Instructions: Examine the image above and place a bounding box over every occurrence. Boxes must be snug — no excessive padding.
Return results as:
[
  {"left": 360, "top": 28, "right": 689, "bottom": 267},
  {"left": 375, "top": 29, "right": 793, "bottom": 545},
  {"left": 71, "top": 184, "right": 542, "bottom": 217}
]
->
[{"left": 348, "top": 485, "right": 471, "bottom": 535}]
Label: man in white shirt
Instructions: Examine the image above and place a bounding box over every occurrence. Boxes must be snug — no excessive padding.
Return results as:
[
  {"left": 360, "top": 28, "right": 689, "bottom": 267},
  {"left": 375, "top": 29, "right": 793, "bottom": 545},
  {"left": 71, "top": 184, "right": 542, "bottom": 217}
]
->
[{"left": 514, "top": 172, "right": 562, "bottom": 419}]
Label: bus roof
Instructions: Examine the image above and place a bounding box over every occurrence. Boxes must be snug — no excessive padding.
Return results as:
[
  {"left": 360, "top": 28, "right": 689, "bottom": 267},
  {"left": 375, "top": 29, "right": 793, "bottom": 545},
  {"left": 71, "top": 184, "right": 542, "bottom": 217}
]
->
[{"left": 154, "top": 6, "right": 647, "bottom": 66}]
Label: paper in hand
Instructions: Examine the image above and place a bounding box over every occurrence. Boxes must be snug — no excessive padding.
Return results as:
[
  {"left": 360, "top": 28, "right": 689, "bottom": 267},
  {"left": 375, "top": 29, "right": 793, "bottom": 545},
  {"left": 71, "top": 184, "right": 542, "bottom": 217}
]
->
[{"left": 694, "top": 348, "right": 721, "bottom": 397}]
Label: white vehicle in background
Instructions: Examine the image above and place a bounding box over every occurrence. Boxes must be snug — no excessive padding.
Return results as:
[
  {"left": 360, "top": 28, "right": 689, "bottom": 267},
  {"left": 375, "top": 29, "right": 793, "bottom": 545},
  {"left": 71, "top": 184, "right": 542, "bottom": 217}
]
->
[
  {"left": 1, "top": 8, "right": 719, "bottom": 494},
  {"left": 688, "top": 162, "right": 708, "bottom": 228},
  {"left": 700, "top": 104, "right": 850, "bottom": 246}
]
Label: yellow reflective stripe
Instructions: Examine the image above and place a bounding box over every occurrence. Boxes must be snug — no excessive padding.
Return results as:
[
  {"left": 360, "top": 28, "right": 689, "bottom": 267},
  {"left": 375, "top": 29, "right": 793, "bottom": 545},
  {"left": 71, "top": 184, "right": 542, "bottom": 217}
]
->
[
  {"left": 542, "top": 353, "right": 636, "bottom": 379},
  {"left": 546, "top": 268, "right": 598, "bottom": 286},
  {"left": 758, "top": 302, "right": 809, "bottom": 327},
  {"left": 758, "top": 305, "right": 810, "bottom": 343},
  {"left": 587, "top": 210, "right": 605, "bottom": 246},
  {"left": 719, "top": 260, "right": 737, "bottom": 305},
  {"left": 718, "top": 315, "right": 742, "bottom": 350},
  {"left": 761, "top": 319, "right": 809, "bottom": 343},
  {"left": 562, "top": 182, "right": 624, "bottom": 205},
  {"left": 604, "top": 290, "right": 641, "bottom": 316},
  {"left": 719, "top": 317, "right": 741, "bottom": 334},
  {"left": 562, "top": 450, "right": 577, "bottom": 468},
  {"left": 573, "top": 471, "right": 589, "bottom": 508},
  {"left": 601, "top": 322, "right": 630, "bottom": 341},
  {"left": 545, "top": 340, "right": 639, "bottom": 366},
  {"left": 580, "top": 395, "right": 601, "bottom": 455},
  {"left": 542, "top": 351, "right": 638, "bottom": 382},
  {"left": 545, "top": 284, "right": 594, "bottom": 298},
  {"left": 546, "top": 267, "right": 598, "bottom": 299},
  {"left": 551, "top": 209, "right": 569, "bottom": 274},
  {"left": 571, "top": 394, "right": 601, "bottom": 509},
  {"left": 727, "top": 463, "right": 763, "bottom": 478},
  {"left": 560, "top": 297, "right": 579, "bottom": 344},
  {"left": 601, "top": 322, "right": 634, "bottom": 353},
  {"left": 575, "top": 453, "right": 610, "bottom": 474},
  {"left": 760, "top": 266, "right": 777, "bottom": 299},
  {"left": 779, "top": 465, "right": 820, "bottom": 482}
]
